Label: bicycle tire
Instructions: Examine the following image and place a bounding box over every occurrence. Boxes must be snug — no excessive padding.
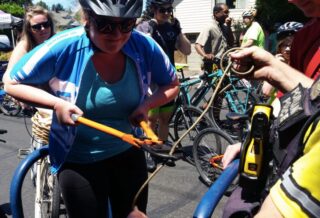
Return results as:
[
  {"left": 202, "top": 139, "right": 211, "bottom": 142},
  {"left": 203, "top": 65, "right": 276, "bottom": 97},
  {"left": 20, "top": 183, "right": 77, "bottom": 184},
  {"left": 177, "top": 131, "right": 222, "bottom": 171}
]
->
[
  {"left": 209, "top": 83, "right": 258, "bottom": 140},
  {"left": 51, "top": 175, "right": 61, "bottom": 218},
  {"left": 192, "top": 128, "right": 238, "bottom": 195},
  {"left": 40, "top": 160, "right": 50, "bottom": 217},
  {"left": 0, "top": 94, "right": 21, "bottom": 116},
  {"left": 40, "top": 158, "right": 61, "bottom": 218},
  {"left": 173, "top": 106, "right": 215, "bottom": 164}
]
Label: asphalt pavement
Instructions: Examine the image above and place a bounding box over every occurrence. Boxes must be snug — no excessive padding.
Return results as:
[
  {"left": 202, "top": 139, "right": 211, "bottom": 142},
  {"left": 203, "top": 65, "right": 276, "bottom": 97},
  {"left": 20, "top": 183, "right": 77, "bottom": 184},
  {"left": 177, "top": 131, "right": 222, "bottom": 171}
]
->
[{"left": 0, "top": 112, "right": 227, "bottom": 218}]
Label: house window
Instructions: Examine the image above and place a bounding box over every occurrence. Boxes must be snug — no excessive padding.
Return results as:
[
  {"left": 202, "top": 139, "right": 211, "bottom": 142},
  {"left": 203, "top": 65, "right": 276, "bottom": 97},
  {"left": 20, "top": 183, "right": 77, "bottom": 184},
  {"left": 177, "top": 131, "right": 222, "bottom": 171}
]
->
[{"left": 216, "top": 0, "right": 247, "bottom": 9}]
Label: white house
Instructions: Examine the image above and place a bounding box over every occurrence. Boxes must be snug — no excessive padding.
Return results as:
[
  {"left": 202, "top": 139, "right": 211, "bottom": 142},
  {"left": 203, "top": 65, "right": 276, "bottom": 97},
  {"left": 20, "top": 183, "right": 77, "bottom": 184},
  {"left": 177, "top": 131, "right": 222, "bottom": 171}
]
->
[{"left": 172, "top": 0, "right": 256, "bottom": 71}]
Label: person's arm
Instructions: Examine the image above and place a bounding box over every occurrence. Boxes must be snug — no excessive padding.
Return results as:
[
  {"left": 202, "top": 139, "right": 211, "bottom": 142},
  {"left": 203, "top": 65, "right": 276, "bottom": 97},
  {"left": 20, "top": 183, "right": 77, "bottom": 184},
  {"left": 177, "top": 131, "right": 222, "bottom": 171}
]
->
[
  {"left": 222, "top": 142, "right": 241, "bottom": 169},
  {"left": 241, "top": 38, "right": 254, "bottom": 48},
  {"left": 129, "top": 37, "right": 180, "bottom": 125},
  {"left": 129, "top": 76, "right": 179, "bottom": 125},
  {"left": 5, "top": 40, "right": 28, "bottom": 73},
  {"left": 127, "top": 207, "right": 148, "bottom": 218},
  {"left": 195, "top": 43, "right": 214, "bottom": 60},
  {"left": 195, "top": 26, "right": 215, "bottom": 60},
  {"left": 170, "top": 17, "right": 191, "bottom": 55},
  {"left": 3, "top": 44, "right": 83, "bottom": 125},
  {"left": 225, "top": 17, "right": 235, "bottom": 47},
  {"left": 176, "top": 33, "right": 191, "bottom": 55},
  {"left": 4, "top": 78, "right": 83, "bottom": 125},
  {"left": 254, "top": 195, "right": 283, "bottom": 218},
  {"left": 230, "top": 46, "right": 314, "bottom": 93},
  {"left": 261, "top": 81, "right": 275, "bottom": 97},
  {"left": 3, "top": 41, "right": 59, "bottom": 109}
]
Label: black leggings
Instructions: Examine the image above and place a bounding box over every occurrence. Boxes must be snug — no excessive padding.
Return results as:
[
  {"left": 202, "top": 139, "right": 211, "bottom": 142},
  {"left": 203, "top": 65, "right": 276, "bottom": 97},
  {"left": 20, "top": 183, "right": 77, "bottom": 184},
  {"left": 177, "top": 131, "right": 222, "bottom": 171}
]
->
[{"left": 58, "top": 148, "right": 148, "bottom": 218}]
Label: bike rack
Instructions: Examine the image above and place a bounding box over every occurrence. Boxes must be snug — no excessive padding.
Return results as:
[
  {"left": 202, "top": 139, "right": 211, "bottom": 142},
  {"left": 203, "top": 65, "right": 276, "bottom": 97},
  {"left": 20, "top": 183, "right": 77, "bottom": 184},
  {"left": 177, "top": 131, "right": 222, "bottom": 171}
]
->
[
  {"left": 193, "top": 159, "right": 239, "bottom": 218},
  {"left": 10, "top": 146, "right": 239, "bottom": 218},
  {"left": 10, "top": 145, "right": 49, "bottom": 218}
]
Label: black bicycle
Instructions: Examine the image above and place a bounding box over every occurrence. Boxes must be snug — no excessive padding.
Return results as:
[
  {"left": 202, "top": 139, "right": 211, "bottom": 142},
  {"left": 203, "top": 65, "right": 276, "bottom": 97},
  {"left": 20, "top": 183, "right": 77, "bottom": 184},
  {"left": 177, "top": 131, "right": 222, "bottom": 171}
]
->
[{"left": 192, "top": 128, "right": 239, "bottom": 195}]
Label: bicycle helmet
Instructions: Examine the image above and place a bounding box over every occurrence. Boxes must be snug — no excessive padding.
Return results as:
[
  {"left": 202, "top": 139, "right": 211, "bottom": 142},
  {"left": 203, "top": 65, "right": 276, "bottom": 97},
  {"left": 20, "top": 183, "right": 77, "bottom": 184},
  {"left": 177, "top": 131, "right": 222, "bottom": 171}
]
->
[
  {"left": 150, "top": 0, "right": 174, "bottom": 6},
  {"left": 79, "top": 0, "right": 143, "bottom": 18},
  {"left": 242, "top": 10, "right": 253, "bottom": 17},
  {"left": 276, "top": 21, "right": 303, "bottom": 40}
]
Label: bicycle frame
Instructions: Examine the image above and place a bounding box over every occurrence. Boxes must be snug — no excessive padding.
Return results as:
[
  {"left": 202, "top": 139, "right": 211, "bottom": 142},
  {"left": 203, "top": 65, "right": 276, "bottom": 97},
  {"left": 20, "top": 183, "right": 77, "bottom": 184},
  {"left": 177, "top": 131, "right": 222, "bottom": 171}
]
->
[
  {"left": 32, "top": 139, "right": 50, "bottom": 218},
  {"left": 183, "top": 70, "right": 254, "bottom": 115},
  {"left": 222, "top": 79, "right": 255, "bottom": 114},
  {"left": 177, "top": 69, "right": 223, "bottom": 108}
]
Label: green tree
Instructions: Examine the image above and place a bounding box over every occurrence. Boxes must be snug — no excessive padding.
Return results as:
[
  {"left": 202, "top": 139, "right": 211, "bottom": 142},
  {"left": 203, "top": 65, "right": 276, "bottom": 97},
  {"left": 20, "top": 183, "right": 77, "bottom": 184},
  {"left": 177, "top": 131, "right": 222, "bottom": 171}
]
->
[
  {"left": 255, "top": 0, "right": 309, "bottom": 31},
  {"left": 0, "top": 3, "right": 24, "bottom": 17},
  {"left": 35, "top": 0, "right": 48, "bottom": 10},
  {"left": 0, "top": 0, "right": 32, "bottom": 7},
  {"left": 53, "top": 3, "right": 64, "bottom": 12}
]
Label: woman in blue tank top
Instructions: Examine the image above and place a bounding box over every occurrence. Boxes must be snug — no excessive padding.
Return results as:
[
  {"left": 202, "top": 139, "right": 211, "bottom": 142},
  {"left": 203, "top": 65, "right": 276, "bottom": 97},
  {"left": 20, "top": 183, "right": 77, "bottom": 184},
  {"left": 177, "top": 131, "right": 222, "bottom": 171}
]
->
[{"left": 4, "top": 0, "right": 179, "bottom": 217}]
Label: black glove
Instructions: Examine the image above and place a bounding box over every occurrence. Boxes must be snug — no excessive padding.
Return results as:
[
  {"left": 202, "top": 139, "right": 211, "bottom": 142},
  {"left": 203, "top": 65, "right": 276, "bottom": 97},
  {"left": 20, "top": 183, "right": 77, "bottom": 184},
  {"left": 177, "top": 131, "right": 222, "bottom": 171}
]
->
[{"left": 171, "top": 17, "right": 182, "bottom": 35}]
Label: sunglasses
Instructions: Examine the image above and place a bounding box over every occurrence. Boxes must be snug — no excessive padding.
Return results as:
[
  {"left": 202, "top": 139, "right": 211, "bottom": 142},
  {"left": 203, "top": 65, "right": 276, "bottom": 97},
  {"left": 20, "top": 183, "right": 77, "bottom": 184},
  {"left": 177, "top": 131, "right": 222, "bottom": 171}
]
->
[
  {"left": 31, "top": 21, "right": 50, "bottom": 31},
  {"left": 90, "top": 17, "right": 136, "bottom": 34},
  {"left": 158, "top": 7, "right": 173, "bottom": 14}
]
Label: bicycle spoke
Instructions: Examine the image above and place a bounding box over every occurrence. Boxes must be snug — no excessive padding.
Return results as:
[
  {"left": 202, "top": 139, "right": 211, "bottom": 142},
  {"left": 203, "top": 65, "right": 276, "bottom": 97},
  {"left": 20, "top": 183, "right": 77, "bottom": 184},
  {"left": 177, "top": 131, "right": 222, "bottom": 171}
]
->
[
  {"left": 193, "top": 128, "right": 235, "bottom": 187},
  {"left": 173, "top": 106, "right": 214, "bottom": 164}
]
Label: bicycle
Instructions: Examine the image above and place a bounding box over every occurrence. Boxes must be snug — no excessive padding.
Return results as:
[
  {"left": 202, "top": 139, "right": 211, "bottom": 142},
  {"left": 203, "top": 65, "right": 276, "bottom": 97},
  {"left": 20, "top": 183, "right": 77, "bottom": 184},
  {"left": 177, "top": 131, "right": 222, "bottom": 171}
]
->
[
  {"left": 32, "top": 110, "right": 65, "bottom": 218},
  {"left": 191, "top": 48, "right": 257, "bottom": 195},
  {"left": 192, "top": 128, "right": 239, "bottom": 195},
  {"left": 176, "top": 61, "right": 260, "bottom": 141},
  {"left": 17, "top": 109, "right": 64, "bottom": 218},
  {"left": 208, "top": 77, "right": 259, "bottom": 140},
  {"left": 0, "top": 61, "right": 23, "bottom": 116},
  {"left": 168, "top": 76, "right": 215, "bottom": 164},
  {"left": 169, "top": 60, "right": 257, "bottom": 163},
  {"left": 207, "top": 53, "right": 263, "bottom": 140}
]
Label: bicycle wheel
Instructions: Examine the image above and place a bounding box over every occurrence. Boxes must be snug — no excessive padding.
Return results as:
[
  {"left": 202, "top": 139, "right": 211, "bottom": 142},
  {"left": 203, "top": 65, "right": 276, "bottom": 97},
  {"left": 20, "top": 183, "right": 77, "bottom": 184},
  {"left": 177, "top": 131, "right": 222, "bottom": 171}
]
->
[
  {"left": 0, "top": 94, "right": 21, "bottom": 116},
  {"left": 173, "top": 106, "right": 215, "bottom": 164},
  {"left": 40, "top": 159, "right": 61, "bottom": 218},
  {"left": 209, "top": 84, "right": 258, "bottom": 140},
  {"left": 193, "top": 128, "right": 238, "bottom": 195},
  {"left": 51, "top": 175, "right": 61, "bottom": 218}
]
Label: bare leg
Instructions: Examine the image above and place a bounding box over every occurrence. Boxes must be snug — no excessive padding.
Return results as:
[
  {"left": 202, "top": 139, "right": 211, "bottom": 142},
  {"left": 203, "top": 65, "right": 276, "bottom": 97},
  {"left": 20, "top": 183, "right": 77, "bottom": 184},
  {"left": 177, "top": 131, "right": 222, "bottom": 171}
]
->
[{"left": 157, "top": 110, "right": 173, "bottom": 141}]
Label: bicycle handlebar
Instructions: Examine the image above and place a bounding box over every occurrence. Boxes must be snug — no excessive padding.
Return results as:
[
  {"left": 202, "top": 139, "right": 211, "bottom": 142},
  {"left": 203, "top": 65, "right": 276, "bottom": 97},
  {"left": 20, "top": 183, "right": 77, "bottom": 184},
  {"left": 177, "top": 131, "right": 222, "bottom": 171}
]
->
[{"left": 71, "top": 114, "right": 180, "bottom": 162}]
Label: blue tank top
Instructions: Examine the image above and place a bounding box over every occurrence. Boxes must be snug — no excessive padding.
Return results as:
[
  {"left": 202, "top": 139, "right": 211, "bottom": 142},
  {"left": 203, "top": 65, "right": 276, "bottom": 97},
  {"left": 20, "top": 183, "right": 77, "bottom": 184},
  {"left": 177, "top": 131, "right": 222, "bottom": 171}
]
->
[{"left": 67, "top": 57, "right": 140, "bottom": 163}]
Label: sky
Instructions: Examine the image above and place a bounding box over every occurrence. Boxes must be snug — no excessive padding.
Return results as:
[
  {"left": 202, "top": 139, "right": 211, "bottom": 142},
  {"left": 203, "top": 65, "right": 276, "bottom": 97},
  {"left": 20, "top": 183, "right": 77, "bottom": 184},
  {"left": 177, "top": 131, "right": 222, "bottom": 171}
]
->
[{"left": 32, "top": 0, "right": 80, "bottom": 11}]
